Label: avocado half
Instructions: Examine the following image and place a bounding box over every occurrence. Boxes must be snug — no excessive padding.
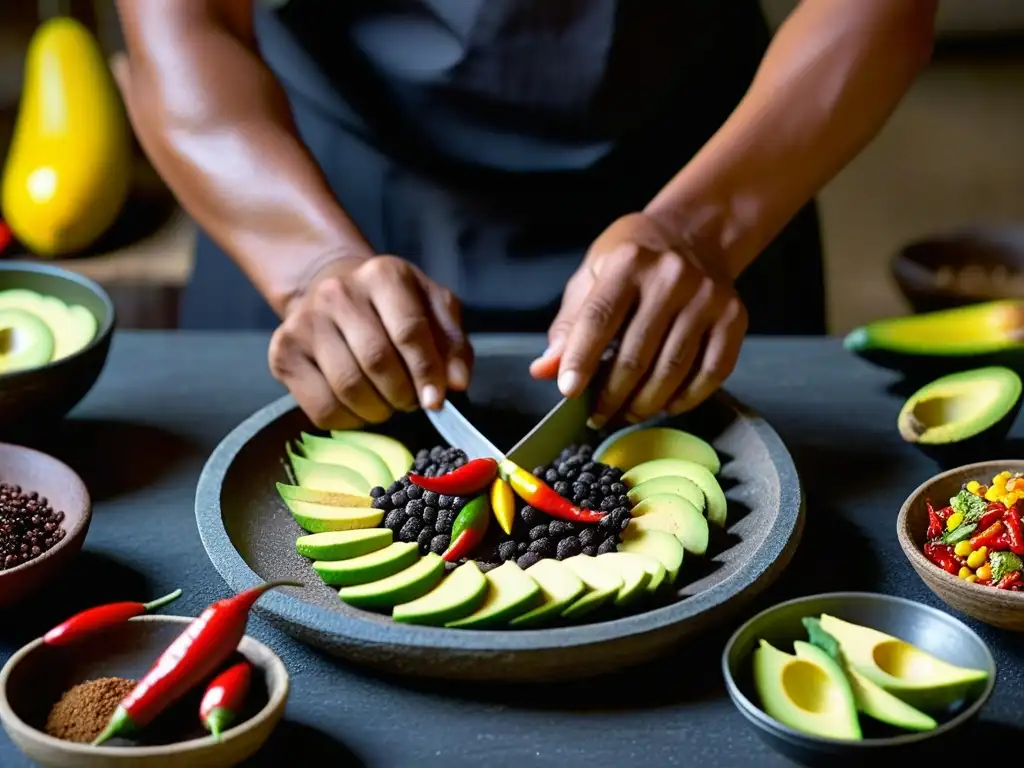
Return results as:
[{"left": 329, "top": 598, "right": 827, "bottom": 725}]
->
[
  {"left": 845, "top": 300, "right": 1024, "bottom": 377},
  {"left": 897, "top": 366, "right": 1023, "bottom": 465}
]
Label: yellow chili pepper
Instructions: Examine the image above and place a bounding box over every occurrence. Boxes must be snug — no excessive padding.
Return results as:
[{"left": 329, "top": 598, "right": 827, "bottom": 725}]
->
[
  {"left": 489, "top": 476, "right": 516, "bottom": 536},
  {"left": 946, "top": 512, "right": 964, "bottom": 531}
]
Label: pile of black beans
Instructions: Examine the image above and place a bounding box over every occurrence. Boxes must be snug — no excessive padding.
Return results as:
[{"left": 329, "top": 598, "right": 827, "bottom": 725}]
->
[{"left": 0, "top": 483, "right": 66, "bottom": 571}]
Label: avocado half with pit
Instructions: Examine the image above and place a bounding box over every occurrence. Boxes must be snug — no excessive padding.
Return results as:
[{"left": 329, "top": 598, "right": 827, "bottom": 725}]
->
[
  {"left": 844, "top": 300, "right": 1024, "bottom": 377},
  {"left": 897, "top": 366, "right": 1023, "bottom": 464}
]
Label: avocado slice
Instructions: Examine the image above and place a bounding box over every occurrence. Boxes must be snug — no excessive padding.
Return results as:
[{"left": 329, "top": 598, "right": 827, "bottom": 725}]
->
[
  {"left": 298, "top": 432, "right": 394, "bottom": 488},
  {"left": 296, "top": 528, "right": 393, "bottom": 560},
  {"left": 844, "top": 299, "right": 1024, "bottom": 375},
  {"left": 627, "top": 475, "right": 705, "bottom": 513},
  {"left": 0, "top": 290, "right": 94, "bottom": 361},
  {"left": 287, "top": 443, "right": 370, "bottom": 495},
  {"left": 754, "top": 639, "right": 862, "bottom": 740},
  {"left": 598, "top": 551, "right": 663, "bottom": 601},
  {"left": 818, "top": 614, "right": 989, "bottom": 711},
  {"left": 622, "top": 459, "right": 727, "bottom": 527},
  {"left": 630, "top": 493, "right": 709, "bottom": 556},
  {"left": 277, "top": 482, "right": 372, "bottom": 508},
  {"left": 393, "top": 561, "right": 488, "bottom": 626},
  {"left": 594, "top": 426, "right": 720, "bottom": 474},
  {"left": 897, "top": 366, "right": 1022, "bottom": 463},
  {"left": 617, "top": 528, "right": 684, "bottom": 584},
  {"left": 0, "top": 307, "right": 54, "bottom": 373},
  {"left": 509, "top": 559, "right": 586, "bottom": 628},
  {"left": 339, "top": 553, "right": 445, "bottom": 610},
  {"left": 329, "top": 429, "right": 415, "bottom": 480},
  {"left": 560, "top": 554, "right": 622, "bottom": 620},
  {"left": 446, "top": 561, "right": 542, "bottom": 628},
  {"left": 286, "top": 499, "right": 383, "bottom": 533},
  {"left": 313, "top": 541, "right": 419, "bottom": 586}
]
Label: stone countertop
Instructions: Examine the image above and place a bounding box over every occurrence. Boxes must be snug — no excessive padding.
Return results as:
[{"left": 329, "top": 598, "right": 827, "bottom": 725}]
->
[{"left": 1, "top": 332, "right": 1022, "bottom": 767}]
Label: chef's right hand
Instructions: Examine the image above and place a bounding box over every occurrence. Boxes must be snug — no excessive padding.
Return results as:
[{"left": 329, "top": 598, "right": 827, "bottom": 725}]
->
[{"left": 268, "top": 255, "right": 472, "bottom": 429}]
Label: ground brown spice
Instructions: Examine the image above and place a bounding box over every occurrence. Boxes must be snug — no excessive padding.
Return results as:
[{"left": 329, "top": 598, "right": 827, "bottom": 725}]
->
[{"left": 44, "top": 677, "right": 136, "bottom": 743}]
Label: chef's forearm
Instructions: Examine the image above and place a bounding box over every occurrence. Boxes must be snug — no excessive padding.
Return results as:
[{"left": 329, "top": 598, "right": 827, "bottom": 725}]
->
[
  {"left": 645, "top": 0, "right": 937, "bottom": 279},
  {"left": 115, "top": 0, "right": 373, "bottom": 316}
]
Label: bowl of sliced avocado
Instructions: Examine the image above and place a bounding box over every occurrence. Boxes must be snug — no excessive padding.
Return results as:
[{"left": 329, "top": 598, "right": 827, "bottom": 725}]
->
[
  {"left": 0, "top": 261, "right": 115, "bottom": 433},
  {"left": 722, "top": 592, "right": 995, "bottom": 767}
]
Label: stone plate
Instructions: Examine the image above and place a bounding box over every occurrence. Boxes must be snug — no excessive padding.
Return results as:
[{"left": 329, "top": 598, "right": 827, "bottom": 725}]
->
[{"left": 195, "top": 335, "right": 805, "bottom": 682}]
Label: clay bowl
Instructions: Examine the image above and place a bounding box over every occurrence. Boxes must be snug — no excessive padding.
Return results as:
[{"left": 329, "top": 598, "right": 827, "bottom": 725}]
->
[
  {"left": 891, "top": 227, "right": 1024, "bottom": 314},
  {"left": 0, "top": 442, "right": 91, "bottom": 608},
  {"left": 897, "top": 460, "right": 1024, "bottom": 631},
  {"left": 0, "top": 261, "right": 116, "bottom": 436},
  {"left": 723, "top": 592, "right": 996, "bottom": 768},
  {"left": 0, "top": 615, "right": 289, "bottom": 768}
]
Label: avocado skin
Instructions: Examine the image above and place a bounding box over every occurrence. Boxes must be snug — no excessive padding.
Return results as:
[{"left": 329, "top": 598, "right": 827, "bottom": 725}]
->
[
  {"left": 913, "top": 401, "right": 1022, "bottom": 468},
  {"left": 845, "top": 339, "right": 1024, "bottom": 380}
]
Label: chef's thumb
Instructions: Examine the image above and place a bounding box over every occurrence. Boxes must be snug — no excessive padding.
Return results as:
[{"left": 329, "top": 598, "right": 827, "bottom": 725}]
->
[{"left": 425, "top": 283, "right": 473, "bottom": 391}]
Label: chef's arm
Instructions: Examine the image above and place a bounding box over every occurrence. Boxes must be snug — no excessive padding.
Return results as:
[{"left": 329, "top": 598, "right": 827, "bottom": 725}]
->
[
  {"left": 644, "top": 0, "right": 937, "bottom": 279},
  {"left": 113, "top": 0, "right": 373, "bottom": 316}
]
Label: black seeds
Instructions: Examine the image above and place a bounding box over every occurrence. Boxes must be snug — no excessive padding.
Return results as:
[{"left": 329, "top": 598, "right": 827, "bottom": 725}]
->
[
  {"left": 498, "top": 540, "right": 518, "bottom": 562},
  {"left": 0, "top": 483, "right": 67, "bottom": 571},
  {"left": 528, "top": 525, "right": 549, "bottom": 541},
  {"left": 577, "top": 472, "right": 596, "bottom": 485},
  {"left": 406, "top": 485, "right": 423, "bottom": 501},
  {"left": 383, "top": 510, "right": 406, "bottom": 530},
  {"left": 564, "top": 468, "right": 578, "bottom": 481},
  {"left": 422, "top": 490, "right": 439, "bottom": 506},
  {"left": 417, "top": 527, "right": 434, "bottom": 552},
  {"left": 430, "top": 446, "right": 444, "bottom": 460},
  {"left": 556, "top": 536, "right": 582, "bottom": 560},
  {"left": 580, "top": 498, "right": 596, "bottom": 509},
  {"left": 369, "top": 486, "right": 386, "bottom": 499},
  {"left": 405, "top": 499, "right": 425, "bottom": 517},
  {"left": 553, "top": 480, "right": 570, "bottom": 497},
  {"left": 578, "top": 528, "right": 598, "bottom": 547},
  {"left": 528, "top": 538, "right": 555, "bottom": 558},
  {"left": 619, "top": 517, "right": 630, "bottom": 532},
  {"left": 600, "top": 485, "right": 611, "bottom": 496},
  {"left": 517, "top": 541, "right": 529, "bottom": 555},
  {"left": 437, "top": 495, "right": 453, "bottom": 510},
  {"left": 422, "top": 507, "right": 437, "bottom": 525},
  {"left": 610, "top": 482, "right": 626, "bottom": 495},
  {"left": 618, "top": 494, "right": 630, "bottom": 507},
  {"left": 399, "top": 518, "right": 423, "bottom": 542},
  {"left": 548, "top": 520, "right": 570, "bottom": 539},
  {"left": 566, "top": 455, "right": 585, "bottom": 468},
  {"left": 597, "top": 538, "right": 617, "bottom": 555},
  {"left": 533, "top": 466, "right": 547, "bottom": 478},
  {"left": 390, "top": 490, "right": 408, "bottom": 508},
  {"left": 387, "top": 480, "right": 404, "bottom": 495},
  {"left": 582, "top": 545, "right": 598, "bottom": 557},
  {"left": 436, "top": 511, "right": 455, "bottom": 534},
  {"left": 600, "top": 496, "right": 618, "bottom": 512},
  {"left": 450, "top": 496, "right": 466, "bottom": 511},
  {"left": 520, "top": 506, "right": 540, "bottom": 527},
  {"left": 371, "top": 496, "right": 392, "bottom": 510},
  {"left": 581, "top": 462, "right": 596, "bottom": 473},
  {"left": 429, "top": 535, "right": 450, "bottom": 555},
  {"left": 517, "top": 552, "right": 542, "bottom": 569},
  {"left": 545, "top": 469, "right": 560, "bottom": 484},
  {"left": 611, "top": 507, "right": 630, "bottom": 526}
]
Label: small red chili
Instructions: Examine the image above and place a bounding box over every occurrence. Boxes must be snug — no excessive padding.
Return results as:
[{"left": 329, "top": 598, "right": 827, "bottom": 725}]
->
[
  {"left": 996, "top": 571, "right": 1022, "bottom": 590},
  {"left": 923, "top": 542, "right": 959, "bottom": 575},
  {"left": 926, "top": 502, "right": 944, "bottom": 539},
  {"left": 969, "top": 521, "right": 1005, "bottom": 550},
  {"left": 408, "top": 458, "right": 499, "bottom": 496},
  {"left": 500, "top": 459, "right": 605, "bottom": 524},
  {"left": 43, "top": 589, "right": 183, "bottom": 646},
  {"left": 442, "top": 495, "right": 490, "bottom": 562},
  {"left": 199, "top": 660, "right": 252, "bottom": 741},
  {"left": 978, "top": 506, "right": 1005, "bottom": 531},
  {"left": 92, "top": 580, "right": 301, "bottom": 745},
  {"left": 1002, "top": 507, "right": 1024, "bottom": 555}
]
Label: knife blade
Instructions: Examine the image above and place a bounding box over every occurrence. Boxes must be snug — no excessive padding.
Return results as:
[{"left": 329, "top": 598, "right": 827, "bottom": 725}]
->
[{"left": 423, "top": 399, "right": 505, "bottom": 463}]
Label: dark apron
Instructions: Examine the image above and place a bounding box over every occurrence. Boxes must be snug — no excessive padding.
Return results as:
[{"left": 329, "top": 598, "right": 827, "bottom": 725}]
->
[{"left": 181, "top": 0, "right": 826, "bottom": 335}]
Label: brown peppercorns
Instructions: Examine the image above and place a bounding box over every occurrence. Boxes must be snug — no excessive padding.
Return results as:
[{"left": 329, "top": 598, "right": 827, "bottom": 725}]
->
[
  {"left": 0, "top": 482, "right": 66, "bottom": 571},
  {"left": 44, "top": 677, "right": 137, "bottom": 743}
]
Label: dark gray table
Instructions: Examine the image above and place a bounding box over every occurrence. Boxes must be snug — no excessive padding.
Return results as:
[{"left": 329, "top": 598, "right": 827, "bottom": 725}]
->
[{"left": 2, "top": 332, "right": 1023, "bottom": 767}]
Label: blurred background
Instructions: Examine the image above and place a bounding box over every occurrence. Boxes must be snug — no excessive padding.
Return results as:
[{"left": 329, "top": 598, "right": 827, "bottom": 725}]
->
[{"left": 2, "top": 0, "right": 1024, "bottom": 331}]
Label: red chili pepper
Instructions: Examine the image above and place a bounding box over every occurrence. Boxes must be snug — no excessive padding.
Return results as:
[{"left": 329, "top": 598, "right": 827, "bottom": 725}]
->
[
  {"left": 199, "top": 660, "right": 252, "bottom": 741},
  {"left": 409, "top": 457, "right": 498, "bottom": 496},
  {"left": 500, "top": 459, "right": 605, "bottom": 524},
  {"left": 926, "top": 502, "right": 944, "bottom": 539},
  {"left": 923, "top": 542, "right": 959, "bottom": 575},
  {"left": 442, "top": 495, "right": 491, "bottom": 562},
  {"left": 1002, "top": 507, "right": 1024, "bottom": 555},
  {"left": 43, "top": 589, "right": 183, "bottom": 646},
  {"left": 0, "top": 221, "right": 11, "bottom": 255},
  {"left": 996, "top": 571, "right": 1022, "bottom": 590},
  {"left": 969, "top": 520, "right": 1005, "bottom": 550},
  {"left": 979, "top": 506, "right": 1005, "bottom": 531},
  {"left": 92, "top": 580, "right": 300, "bottom": 745}
]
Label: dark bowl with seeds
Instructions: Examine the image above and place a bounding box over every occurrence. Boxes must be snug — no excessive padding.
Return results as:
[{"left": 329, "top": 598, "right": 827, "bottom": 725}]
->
[{"left": 0, "top": 442, "right": 91, "bottom": 608}]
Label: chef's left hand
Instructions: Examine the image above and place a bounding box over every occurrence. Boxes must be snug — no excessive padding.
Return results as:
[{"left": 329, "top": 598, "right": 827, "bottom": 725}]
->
[{"left": 529, "top": 212, "right": 747, "bottom": 427}]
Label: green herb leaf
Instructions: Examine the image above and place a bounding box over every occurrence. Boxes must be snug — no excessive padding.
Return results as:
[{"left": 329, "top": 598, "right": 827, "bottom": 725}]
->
[
  {"left": 950, "top": 489, "right": 988, "bottom": 523},
  {"left": 801, "top": 617, "right": 843, "bottom": 664},
  {"left": 989, "top": 551, "right": 1023, "bottom": 582},
  {"left": 942, "top": 522, "right": 977, "bottom": 545}
]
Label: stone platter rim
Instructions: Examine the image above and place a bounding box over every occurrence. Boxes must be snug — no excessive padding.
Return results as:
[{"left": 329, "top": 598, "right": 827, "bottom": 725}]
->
[{"left": 195, "top": 334, "right": 804, "bottom": 658}]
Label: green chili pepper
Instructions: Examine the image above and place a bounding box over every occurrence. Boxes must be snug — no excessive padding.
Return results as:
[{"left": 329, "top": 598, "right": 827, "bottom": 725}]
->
[{"left": 442, "top": 495, "right": 491, "bottom": 562}]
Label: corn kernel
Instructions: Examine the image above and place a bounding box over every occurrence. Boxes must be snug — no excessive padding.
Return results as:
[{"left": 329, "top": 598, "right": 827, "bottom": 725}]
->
[
  {"left": 977, "top": 564, "right": 992, "bottom": 581},
  {"left": 1001, "top": 471, "right": 1013, "bottom": 479},
  {"left": 978, "top": 546, "right": 988, "bottom": 558},
  {"left": 954, "top": 540, "right": 973, "bottom": 557},
  {"left": 966, "top": 575, "right": 978, "bottom": 584},
  {"left": 967, "top": 549, "right": 988, "bottom": 569},
  {"left": 958, "top": 566, "right": 973, "bottom": 579},
  {"left": 986, "top": 486, "right": 1001, "bottom": 501},
  {"left": 967, "top": 480, "right": 982, "bottom": 494},
  {"left": 994, "top": 476, "right": 1007, "bottom": 489},
  {"left": 946, "top": 512, "right": 964, "bottom": 530}
]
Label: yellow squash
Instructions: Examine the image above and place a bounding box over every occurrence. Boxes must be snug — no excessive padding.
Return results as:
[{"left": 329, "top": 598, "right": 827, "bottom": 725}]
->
[{"left": 1, "top": 17, "right": 130, "bottom": 256}]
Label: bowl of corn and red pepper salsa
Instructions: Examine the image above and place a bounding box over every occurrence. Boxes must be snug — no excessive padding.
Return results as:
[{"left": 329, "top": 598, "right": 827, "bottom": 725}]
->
[{"left": 898, "top": 461, "right": 1024, "bottom": 631}]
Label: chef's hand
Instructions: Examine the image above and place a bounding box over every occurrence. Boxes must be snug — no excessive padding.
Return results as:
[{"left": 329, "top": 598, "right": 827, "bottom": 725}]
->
[
  {"left": 269, "top": 255, "right": 472, "bottom": 429},
  {"left": 530, "top": 212, "right": 747, "bottom": 427}
]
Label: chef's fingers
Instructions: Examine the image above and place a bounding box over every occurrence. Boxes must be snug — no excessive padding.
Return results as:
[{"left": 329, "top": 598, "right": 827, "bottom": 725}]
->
[
  {"left": 667, "top": 296, "right": 748, "bottom": 414},
  {"left": 554, "top": 251, "right": 638, "bottom": 398},
  {"left": 310, "top": 314, "right": 394, "bottom": 424},
  {"left": 421, "top": 277, "right": 474, "bottom": 392},
  {"left": 529, "top": 266, "right": 595, "bottom": 380},
  {"left": 367, "top": 257, "right": 449, "bottom": 410},
  {"left": 268, "top": 324, "right": 362, "bottom": 430},
  {"left": 589, "top": 252, "right": 689, "bottom": 428}
]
